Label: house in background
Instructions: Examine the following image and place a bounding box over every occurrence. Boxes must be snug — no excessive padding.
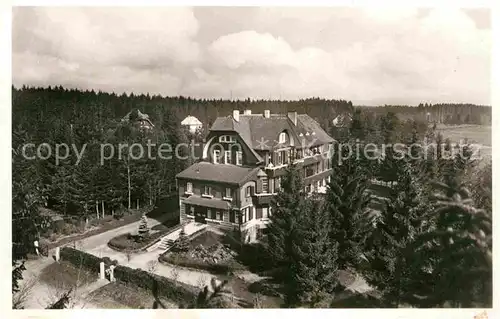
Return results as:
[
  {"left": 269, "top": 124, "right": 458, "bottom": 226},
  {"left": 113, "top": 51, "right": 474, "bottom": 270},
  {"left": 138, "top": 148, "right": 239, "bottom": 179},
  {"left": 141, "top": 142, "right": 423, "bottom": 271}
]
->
[
  {"left": 121, "top": 109, "right": 154, "bottom": 130},
  {"left": 181, "top": 115, "right": 203, "bottom": 134},
  {"left": 176, "top": 109, "right": 335, "bottom": 243}
]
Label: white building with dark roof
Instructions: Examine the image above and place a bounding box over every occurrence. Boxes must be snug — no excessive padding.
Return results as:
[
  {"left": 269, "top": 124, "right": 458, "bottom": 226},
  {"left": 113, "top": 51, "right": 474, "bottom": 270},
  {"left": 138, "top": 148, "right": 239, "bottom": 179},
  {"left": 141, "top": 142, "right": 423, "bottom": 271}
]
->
[{"left": 181, "top": 115, "right": 202, "bottom": 134}]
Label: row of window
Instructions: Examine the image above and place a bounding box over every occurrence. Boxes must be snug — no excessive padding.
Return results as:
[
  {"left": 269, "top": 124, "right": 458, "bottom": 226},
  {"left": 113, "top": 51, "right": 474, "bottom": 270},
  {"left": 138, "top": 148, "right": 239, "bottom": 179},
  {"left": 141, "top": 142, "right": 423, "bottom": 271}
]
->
[
  {"left": 267, "top": 144, "right": 331, "bottom": 167},
  {"left": 186, "top": 182, "right": 233, "bottom": 199},
  {"left": 304, "top": 159, "right": 332, "bottom": 177},
  {"left": 186, "top": 205, "right": 270, "bottom": 224},
  {"left": 244, "top": 177, "right": 281, "bottom": 196},
  {"left": 213, "top": 150, "right": 243, "bottom": 166},
  {"left": 241, "top": 206, "right": 271, "bottom": 223},
  {"left": 186, "top": 177, "right": 283, "bottom": 200},
  {"left": 219, "top": 135, "right": 236, "bottom": 143}
]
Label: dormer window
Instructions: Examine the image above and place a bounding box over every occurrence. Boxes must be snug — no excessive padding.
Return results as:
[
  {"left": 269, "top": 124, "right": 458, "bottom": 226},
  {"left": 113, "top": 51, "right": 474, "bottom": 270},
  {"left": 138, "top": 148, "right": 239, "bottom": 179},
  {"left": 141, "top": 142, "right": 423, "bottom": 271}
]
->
[{"left": 278, "top": 132, "right": 286, "bottom": 144}]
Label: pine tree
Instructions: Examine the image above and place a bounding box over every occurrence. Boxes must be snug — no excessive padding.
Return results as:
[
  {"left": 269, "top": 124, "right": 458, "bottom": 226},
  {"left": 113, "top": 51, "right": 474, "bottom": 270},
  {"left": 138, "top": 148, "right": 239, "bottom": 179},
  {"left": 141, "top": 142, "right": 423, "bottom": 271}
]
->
[
  {"left": 292, "top": 196, "right": 340, "bottom": 307},
  {"left": 364, "top": 162, "right": 432, "bottom": 307},
  {"left": 137, "top": 214, "right": 150, "bottom": 241},
  {"left": 324, "top": 148, "right": 373, "bottom": 271},
  {"left": 409, "top": 181, "right": 492, "bottom": 307},
  {"left": 267, "top": 165, "right": 306, "bottom": 272},
  {"left": 267, "top": 167, "right": 338, "bottom": 307},
  {"left": 349, "top": 109, "right": 366, "bottom": 141},
  {"left": 176, "top": 226, "right": 190, "bottom": 252},
  {"left": 12, "top": 129, "right": 49, "bottom": 293}
]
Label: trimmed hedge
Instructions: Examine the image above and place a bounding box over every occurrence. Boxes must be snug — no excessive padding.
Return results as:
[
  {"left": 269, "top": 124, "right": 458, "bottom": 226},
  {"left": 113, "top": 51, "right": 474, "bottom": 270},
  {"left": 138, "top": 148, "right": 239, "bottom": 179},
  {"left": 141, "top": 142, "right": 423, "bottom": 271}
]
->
[
  {"left": 159, "top": 252, "right": 245, "bottom": 275},
  {"left": 60, "top": 247, "right": 104, "bottom": 272},
  {"left": 60, "top": 247, "right": 200, "bottom": 305},
  {"left": 113, "top": 265, "right": 199, "bottom": 304}
]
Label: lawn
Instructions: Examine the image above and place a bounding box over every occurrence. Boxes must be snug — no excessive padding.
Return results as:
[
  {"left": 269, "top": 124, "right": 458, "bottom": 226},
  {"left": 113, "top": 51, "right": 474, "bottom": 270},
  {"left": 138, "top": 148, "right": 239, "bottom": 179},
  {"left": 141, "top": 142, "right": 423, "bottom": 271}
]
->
[
  {"left": 436, "top": 124, "right": 491, "bottom": 146},
  {"left": 88, "top": 282, "right": 178, "bottom": 309},
  {"left": 39, "top": 261, "right": 97, "bottom": 291}
]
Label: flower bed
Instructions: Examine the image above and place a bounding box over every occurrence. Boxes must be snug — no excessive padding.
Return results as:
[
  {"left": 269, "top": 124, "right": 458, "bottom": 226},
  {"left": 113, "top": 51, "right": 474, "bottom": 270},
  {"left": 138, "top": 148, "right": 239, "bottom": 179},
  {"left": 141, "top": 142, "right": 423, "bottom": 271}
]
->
[
  {"left": 108, "top": 231, "right": 167, "bottom": 253},
  {"left": 158, "top": 230, "right": 245, "bottom": 274},
  {"left": 159, "top": 252, "right": 244, "bottom": 274}
]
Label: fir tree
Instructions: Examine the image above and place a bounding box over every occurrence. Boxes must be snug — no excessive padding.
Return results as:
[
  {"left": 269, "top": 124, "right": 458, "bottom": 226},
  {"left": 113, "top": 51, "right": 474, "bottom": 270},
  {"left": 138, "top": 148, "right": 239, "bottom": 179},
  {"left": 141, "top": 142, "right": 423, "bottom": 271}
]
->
[
  {"left": 324, "top": 147, "right": 373, "bottom": 271},
  {"left": 364, "top": 162, "right": 432, "bottom": 307},
  {"left": 267, "top": 167, "right": 338, "bottom": 306},
  {"left": 12, "top": 129, "right": 49, "bottom": 294},
  {"left": 176, "top": 226, "right": 190, "bottom": 252},
  {"left": 267, "top": 165, "right": 307, "bottom": 272},
  {"left": 292, "top": 196, "right": 340, "bottom": 307},
  {"left": 137, "top": 214, "right": 150, "bottom": 241},
  {"left": 409, "top": 181, "right": 492, "bottom": 307}
]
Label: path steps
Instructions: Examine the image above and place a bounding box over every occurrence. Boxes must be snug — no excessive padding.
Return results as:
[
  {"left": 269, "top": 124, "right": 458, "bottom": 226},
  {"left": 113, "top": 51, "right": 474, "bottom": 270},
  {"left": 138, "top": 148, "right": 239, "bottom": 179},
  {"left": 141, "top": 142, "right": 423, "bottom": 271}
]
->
[{"left": 156, "top": 239, "right": 176, "bottom": 251}]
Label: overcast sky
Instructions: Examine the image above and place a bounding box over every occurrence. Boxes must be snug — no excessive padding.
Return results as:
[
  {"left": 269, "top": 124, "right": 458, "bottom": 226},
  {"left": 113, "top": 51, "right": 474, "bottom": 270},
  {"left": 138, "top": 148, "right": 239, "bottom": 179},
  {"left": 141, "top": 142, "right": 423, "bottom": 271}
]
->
[{"left": 12, "top": 7, "right": 491, "bottom": 105}]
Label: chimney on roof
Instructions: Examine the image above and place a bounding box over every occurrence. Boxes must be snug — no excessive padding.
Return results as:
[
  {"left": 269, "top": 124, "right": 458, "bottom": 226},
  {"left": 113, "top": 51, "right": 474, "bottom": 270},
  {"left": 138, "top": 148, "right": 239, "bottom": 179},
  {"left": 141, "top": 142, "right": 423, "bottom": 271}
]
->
[
  {"left": 264, "top": 110, "right": 270, "bottom": 118},
  {"left": 233, "top": 110, "right": 240, "bottom": 122},
  {"left": 243, "top": 109, "right": 252, "bottom": 115},
  {"left": 288, "top": 111, "right": 297, "bottom": 126}
]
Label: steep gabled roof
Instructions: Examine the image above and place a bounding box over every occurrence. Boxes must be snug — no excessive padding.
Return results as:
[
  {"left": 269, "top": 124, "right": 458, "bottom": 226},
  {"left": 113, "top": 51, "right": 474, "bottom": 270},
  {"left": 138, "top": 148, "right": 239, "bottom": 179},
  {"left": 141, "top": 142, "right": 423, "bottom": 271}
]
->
[
  {"left": 210, "top": 112, "right": 334, "bottom": 150},
  {"left": 121, "top": 109, "right": 155, "bottom": 128},
  {"left": 176, "top": 161, "right": 260, "bottom": 186},
  {"left": 181, "top": 115, "right": 202, "bottom": 126}
]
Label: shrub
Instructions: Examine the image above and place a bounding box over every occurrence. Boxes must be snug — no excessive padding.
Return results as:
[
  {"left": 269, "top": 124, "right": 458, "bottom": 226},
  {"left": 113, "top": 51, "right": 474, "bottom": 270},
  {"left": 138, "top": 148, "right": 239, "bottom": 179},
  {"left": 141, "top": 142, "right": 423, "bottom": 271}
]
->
[
  {"left": 61, "top": 223, "right": 77, "bottom": 236},
  {"left": 49, "top": 233, "right": 59, "bottom": 242},
  {"left": 113, "top": 265, "right": 198, "bottom": 304},
  {"left": 114, "top": 210, "right": 125, "bottom": 220}
]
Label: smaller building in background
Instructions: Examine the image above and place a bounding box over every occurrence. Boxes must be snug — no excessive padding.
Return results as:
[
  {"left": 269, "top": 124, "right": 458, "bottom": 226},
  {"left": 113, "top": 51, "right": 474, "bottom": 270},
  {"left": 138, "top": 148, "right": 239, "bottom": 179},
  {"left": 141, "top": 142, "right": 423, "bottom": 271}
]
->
[
  {"left": 181, "top": 115, "right": 203, "bottom": 134},
  {"left": 121, "top": 109, "right": 154, "bottom": 130}
]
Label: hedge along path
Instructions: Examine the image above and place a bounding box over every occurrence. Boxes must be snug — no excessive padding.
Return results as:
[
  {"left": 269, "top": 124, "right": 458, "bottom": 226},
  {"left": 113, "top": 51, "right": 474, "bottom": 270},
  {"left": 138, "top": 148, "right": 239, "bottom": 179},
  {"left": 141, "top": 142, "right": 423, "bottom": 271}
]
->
[{"left": 60, "top": 247, "right": 200, "bottom": 306}]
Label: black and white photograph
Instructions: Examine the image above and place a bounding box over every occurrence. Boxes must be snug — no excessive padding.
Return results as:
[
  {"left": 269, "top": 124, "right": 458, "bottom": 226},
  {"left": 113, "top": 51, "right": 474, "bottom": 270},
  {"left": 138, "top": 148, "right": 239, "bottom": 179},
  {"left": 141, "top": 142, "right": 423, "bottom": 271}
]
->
[{"left": 9, "top": 5, "right": 493, "bottom": 310}]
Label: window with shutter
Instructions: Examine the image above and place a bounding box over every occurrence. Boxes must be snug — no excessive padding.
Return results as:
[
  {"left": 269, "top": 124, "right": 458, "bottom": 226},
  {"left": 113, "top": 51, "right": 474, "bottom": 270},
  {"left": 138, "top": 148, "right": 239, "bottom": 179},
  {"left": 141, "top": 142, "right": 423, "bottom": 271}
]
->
[
  {"left": 262, "top": 178, "right": 268, "bottom": 193},
  {"left": 236, "top": 151, "right": 243, "bottom": 166},
  {"left": 262, "top": 207, "right": 268, "bottom": 219},
  {"left": 203, "top": 186, "right": 212, "bottom": 196},
  {"left": 225, "top": 188, "right": 232, "bottom": 199},
  {"left": 241, "top": 209, "right": 247, "bottom": 223}
]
